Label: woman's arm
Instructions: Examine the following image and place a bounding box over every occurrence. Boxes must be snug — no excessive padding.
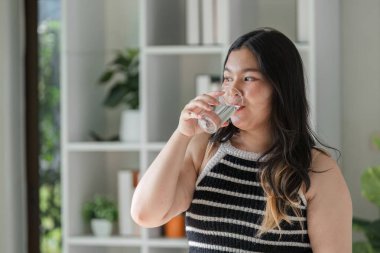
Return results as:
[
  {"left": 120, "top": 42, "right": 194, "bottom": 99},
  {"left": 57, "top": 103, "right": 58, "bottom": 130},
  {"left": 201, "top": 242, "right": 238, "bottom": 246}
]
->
[
  {"left": 131, "top": 130, "right": 196, "bottom": 228},
  {"left": 131, "top": 92, "right": 222, "bottom": 228},
  {"left": 307, "top": 153, "right": 353, "bottom": 253}
]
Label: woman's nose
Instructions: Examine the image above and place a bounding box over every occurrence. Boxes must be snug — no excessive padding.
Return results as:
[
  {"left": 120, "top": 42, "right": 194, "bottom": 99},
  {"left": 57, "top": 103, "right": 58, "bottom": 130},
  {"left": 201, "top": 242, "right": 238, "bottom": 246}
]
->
[
  {"left": 223, "top": 84, "right": 244, "bottom": 106},
  {"left": 228, "top": 80, "right": 243, "bottom": 94}
]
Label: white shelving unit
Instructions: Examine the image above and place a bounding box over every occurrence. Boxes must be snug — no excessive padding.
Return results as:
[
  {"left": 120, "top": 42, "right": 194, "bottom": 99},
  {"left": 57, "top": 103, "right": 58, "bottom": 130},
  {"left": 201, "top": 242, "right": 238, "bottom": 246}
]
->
[{"left": 61, "top": 0, "right": 340, "bottom": 253}]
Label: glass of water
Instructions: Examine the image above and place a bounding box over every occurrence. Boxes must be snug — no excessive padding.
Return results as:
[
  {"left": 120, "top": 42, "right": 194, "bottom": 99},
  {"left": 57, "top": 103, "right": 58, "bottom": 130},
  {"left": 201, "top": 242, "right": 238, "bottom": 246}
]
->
[{"left": 198, "top": 86, "right": 244, "bottom": 134}]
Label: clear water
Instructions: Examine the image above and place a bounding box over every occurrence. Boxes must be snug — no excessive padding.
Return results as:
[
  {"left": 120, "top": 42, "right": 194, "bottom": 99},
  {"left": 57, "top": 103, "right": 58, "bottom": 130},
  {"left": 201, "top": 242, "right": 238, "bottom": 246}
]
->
[{"left": 198, "top": 105, "right": 238, "bottom": 134}]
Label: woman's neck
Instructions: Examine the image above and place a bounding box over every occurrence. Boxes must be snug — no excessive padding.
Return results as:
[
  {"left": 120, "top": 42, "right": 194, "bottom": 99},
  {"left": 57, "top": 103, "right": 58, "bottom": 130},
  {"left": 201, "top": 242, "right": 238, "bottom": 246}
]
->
[{"left": 232, "top": 128, "right": 272, "bottom": 154}]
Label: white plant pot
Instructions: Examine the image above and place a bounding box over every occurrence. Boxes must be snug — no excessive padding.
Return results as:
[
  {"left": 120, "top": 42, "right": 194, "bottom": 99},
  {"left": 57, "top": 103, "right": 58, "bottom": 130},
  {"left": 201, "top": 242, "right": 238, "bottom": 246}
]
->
[
  {"left": 120, "top": 109, "right": 140, "bottom": 142},
  {"left": 91, "top": 219, "right": 113, "bottom": 237}
]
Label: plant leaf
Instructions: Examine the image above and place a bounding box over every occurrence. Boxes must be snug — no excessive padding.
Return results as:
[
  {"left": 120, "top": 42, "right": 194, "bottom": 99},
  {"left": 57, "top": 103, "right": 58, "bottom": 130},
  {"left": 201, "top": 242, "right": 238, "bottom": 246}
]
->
[
  {"left": 103, "top": 83, "right": 128, "bottom": 108},
  {"left": 127, "top": 76, "right": 139, "bottom": 90},
  {"left": 353, "top": 241, "right": 374, "bottom": 253},
  {"left": 125, "top": 93, "right": 139, "bottom": 110},
  {"left": 373, "top": 137, "right": 380, "bottom": 150},
  {"left": 113, "top": 52, "right": 129, "bottom": 67},
  {"left": 99, "top": 48, "right": 139, "bottom": 108},
  {"left": 365, "top": 219, "right": 380, "bottom": 251},
  {"left": 361, "top": 166, "right": 380, "bottom": 206},
  {"left": 353, "top": 217, "right": 371, "bottom": 232},
  {"left": 98, "top": 70, "right": 113, "bottom": 84}
]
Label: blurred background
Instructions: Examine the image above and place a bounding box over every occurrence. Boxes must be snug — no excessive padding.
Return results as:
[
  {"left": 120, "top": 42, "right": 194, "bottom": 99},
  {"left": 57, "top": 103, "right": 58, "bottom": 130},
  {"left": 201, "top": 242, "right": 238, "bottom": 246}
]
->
[{"left": 1, "top": 0, "right": 379, "bottom": 253}]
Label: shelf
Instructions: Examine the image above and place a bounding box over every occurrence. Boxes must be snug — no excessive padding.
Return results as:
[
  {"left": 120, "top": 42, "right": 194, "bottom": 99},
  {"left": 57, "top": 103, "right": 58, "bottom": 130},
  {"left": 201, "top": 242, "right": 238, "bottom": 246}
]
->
[
  {"left": 67, "top": 142, "right": 142, "bottom": 152},
  {"left": 62, "top": 0, "right": 341, "bottom": 252},
  {"left": 67, "top": 236, "right": 142, "bottom": 247},
  {"left": 67, "top": 236, "right": 188, "bottom": 248},
  {"left": 147, "top": 238, "right": 188, "bottom": 248},
  {"left": 66, "top": 142, "right": 168, "bottom": 151},
  {"left": 144, "top": 43, "right": 308, "bottom": 55},
  {"left": 144, "top": 46, "right": 225, "bottom": 55}
]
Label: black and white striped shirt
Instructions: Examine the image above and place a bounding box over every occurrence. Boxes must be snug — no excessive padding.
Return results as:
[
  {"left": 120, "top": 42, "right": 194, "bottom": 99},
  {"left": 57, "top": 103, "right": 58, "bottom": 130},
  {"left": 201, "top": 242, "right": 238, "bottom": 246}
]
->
[{"left": 185, "top": 140, "right": 312, "bottom": 253}]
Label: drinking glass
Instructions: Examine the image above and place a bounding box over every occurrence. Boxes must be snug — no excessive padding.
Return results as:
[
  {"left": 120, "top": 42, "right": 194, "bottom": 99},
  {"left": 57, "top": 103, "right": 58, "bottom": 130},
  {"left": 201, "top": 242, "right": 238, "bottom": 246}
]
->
[{"left": 198, "top": 86, "right": 244, "bottom": 134}]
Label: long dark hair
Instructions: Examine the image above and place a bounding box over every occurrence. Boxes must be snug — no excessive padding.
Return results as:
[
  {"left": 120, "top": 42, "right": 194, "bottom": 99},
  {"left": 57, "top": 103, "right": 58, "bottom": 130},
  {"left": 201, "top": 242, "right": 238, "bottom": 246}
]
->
[{"left": 210, "top": 28, "right": 336, "bottom": 235}]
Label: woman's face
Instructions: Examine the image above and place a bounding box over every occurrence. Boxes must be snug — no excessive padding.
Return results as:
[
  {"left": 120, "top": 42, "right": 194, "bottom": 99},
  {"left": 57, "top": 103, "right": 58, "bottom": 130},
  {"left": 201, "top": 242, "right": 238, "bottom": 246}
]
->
[{"left": 223, "top": 47, "right": 273, "bottom": 131}]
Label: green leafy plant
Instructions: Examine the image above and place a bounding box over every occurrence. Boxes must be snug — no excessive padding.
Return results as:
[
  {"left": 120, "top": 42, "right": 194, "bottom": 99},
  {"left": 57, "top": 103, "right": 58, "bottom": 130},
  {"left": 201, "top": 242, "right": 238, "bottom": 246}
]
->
[
  {"left": 38, "top": 19, "right": 62, "bottom": 253},
  {"left": 353, "top": 137, "right": 380, "bottom": 253},
  {"left": 82, "top": 195, "right": 118, "bottom": 223},
  {"left": 98, "top": 48, "right": 139, "bottom": 109}
]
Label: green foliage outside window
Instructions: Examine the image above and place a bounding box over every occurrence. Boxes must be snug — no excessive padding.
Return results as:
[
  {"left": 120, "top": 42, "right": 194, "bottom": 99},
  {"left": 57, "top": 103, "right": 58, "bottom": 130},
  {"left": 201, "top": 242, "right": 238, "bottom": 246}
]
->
[{"left": 38, "top": 20, "right": 61, "bottom": 253}]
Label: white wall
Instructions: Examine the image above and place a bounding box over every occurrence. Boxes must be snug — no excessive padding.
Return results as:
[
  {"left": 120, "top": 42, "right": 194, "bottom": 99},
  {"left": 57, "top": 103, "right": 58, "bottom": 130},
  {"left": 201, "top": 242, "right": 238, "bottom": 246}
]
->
[
  {"left": 0, "top": 0, "right": 27, "bottom": 252},
  {"left": 341, "top": 0, "right": 380, "bottom": 240}
]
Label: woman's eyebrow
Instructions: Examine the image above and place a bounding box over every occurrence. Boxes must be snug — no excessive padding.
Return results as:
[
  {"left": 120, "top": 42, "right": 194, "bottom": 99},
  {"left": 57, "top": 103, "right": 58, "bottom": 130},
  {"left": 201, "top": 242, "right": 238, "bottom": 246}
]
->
[{"left": 224, "top": 67, "right": 261, "bottom": 73}]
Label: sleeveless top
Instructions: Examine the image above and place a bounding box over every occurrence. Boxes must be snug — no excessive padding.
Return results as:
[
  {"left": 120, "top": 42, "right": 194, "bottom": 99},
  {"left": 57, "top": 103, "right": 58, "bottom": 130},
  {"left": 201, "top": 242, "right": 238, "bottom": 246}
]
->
[{"left": 185, "top": 140, "right": 312, "bottom": 253}]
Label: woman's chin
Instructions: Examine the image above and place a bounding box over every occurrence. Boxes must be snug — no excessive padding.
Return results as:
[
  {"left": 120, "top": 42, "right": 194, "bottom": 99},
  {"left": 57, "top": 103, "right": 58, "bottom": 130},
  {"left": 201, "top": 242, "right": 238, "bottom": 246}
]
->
[{"left": 231, "top": 115, "right": 244, "bottom": 127}]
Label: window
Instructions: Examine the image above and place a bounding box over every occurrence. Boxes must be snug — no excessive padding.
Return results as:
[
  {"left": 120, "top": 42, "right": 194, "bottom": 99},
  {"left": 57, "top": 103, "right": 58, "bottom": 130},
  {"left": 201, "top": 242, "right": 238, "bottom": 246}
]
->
[{"left": 38, "top": 0, "right": 61, "bottom": 252}]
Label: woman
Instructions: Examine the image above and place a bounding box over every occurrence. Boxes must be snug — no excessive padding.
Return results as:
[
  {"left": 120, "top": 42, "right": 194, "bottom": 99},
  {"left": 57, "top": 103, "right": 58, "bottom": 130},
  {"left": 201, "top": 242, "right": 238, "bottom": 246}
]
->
[{"left": 131, "top": 28, "right": 352, "bottom": 253}]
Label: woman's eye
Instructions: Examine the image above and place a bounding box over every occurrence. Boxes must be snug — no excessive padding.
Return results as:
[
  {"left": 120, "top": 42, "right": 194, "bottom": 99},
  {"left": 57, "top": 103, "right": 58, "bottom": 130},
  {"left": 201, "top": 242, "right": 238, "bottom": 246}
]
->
[
  {"left": 244, "top": 76, "right": 257, "bottom": 82},
  {"left": 223, "top": 77, "right": 232, "bottom": 82}
]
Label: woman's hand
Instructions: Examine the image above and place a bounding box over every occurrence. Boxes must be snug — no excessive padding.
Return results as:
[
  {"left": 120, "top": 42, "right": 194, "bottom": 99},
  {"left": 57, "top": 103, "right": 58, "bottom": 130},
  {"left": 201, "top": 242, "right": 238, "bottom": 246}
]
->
[{"left": 177, "top": 91, "right": 225, "bottom": 137}]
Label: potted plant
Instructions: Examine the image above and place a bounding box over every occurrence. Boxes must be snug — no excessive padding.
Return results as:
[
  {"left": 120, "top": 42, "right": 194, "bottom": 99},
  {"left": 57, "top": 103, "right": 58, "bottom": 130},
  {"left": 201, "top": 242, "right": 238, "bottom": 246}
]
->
[
  {"left": 352, "top": 137, "right": 380, "bottom": 253},
  {"left": 82, "top": 195, "right": 118, "bottom": 237},
  {"left": 98, "top": 48, "right": 139, "bottom": 142}
]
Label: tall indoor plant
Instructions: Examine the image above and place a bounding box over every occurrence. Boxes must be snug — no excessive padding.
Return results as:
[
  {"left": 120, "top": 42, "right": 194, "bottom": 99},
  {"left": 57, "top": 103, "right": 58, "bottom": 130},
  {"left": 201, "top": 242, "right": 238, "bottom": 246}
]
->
[
  {"left": 99, "top": 48, "right": 139, "bottom": 142},
  {"left": 352, "top": 137, "right": 380, "bottom": 253}
]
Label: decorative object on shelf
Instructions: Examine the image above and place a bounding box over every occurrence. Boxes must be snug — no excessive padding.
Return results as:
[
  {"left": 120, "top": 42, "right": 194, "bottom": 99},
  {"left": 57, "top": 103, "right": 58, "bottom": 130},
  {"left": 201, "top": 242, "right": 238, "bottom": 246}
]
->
[
  {"left": 296, "top": 0, "right": 310, "bottom": 42},
  {"left": 163, "top": 213, "right": 186, "bottom": 238},
  {"left": 201, "top": 0, "right": 214, "bottom": 45},
  {"left": 90, "top": 219, "right": 113, "bottom": 237},
  {"left": 186, "top": 0, "right": 200, "bottom": 45},
  {"left": 186, "top": 0, "right": 227, "bottom": 45},
  {"left": 82, "top": 195, "right": 118, "bottom": 237},
  {"left": 89, "top": 131, "right": 119, "bottom": 142},
  {"left": 118, "top": 170, "right": 141, "bottom": 236},
  {"left": 352, "top": 137, "right": 380, "bottom": 253},
  {"left": 98, "top": 48, "right": 140, "bottom": 142}
]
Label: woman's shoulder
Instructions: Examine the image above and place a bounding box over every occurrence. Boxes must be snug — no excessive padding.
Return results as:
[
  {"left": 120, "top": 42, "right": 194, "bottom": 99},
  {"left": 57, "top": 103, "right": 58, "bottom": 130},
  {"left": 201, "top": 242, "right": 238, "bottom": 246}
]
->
[
  {"left": 310, "top": 147, "right": 338, "bottom": 172},
  {"left": 187, "top": 133, "right": 220, "bottom": 175},
  {"left": 302, "top": 148, "right": 346, "bottom": 203}
]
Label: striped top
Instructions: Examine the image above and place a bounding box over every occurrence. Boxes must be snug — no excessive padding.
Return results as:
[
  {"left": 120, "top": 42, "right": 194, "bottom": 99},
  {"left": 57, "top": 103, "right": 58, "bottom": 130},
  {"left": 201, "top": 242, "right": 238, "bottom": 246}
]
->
[{"left": 185, "top": 140, "right": 312, "bottom": 253}]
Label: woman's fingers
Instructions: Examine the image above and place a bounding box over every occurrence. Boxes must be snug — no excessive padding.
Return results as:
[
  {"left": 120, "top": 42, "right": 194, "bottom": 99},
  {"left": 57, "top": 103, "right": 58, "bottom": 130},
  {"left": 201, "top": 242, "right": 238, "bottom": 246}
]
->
[
  {"left": 186, "top": 99, "right": 213, "bottom": 112},
  {"left": 185, "top": 91, "right": 224, "bottom": 112},
  {"left": 199, "top": 91, "right": 224, "bottom": 105},
  {"left": 183, "top": 109, "right": 202, "bottom": 120},
  {"left": 178, "top": 90, "right": 225, "bottom": 136}
]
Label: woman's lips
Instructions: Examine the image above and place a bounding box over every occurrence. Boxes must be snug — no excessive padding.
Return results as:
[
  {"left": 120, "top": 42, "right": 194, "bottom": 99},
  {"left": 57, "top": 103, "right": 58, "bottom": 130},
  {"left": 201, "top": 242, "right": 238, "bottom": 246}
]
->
[{"left": 236, "top": 106, "right": 245, "bottom": 112}]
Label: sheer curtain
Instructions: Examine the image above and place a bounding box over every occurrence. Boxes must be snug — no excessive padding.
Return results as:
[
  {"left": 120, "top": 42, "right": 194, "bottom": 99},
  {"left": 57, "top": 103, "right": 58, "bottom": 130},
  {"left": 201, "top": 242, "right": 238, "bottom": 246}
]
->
[{"left": 0, "top": 0, "right": 27, "bottom": 252}]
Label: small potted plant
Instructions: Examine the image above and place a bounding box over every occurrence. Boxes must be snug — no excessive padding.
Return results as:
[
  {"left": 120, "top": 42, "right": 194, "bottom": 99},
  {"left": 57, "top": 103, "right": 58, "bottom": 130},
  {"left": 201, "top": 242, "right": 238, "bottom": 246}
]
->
[
  {"left": 98, "top": 48, "right": 139, "bottom": 142},
  {"left": 82, "top": 195, "right": 118, "bottom": 237},
  {"left": 352, "top": 137, "right": 380, "bottom": 252}
]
